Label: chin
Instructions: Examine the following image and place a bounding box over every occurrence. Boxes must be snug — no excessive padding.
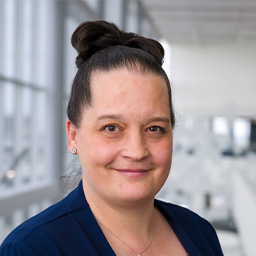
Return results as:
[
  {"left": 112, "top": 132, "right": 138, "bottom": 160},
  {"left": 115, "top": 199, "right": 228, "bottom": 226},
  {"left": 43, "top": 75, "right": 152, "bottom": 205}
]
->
[{"left": 115, "top": 188, "right": 156, "bottom": 205}]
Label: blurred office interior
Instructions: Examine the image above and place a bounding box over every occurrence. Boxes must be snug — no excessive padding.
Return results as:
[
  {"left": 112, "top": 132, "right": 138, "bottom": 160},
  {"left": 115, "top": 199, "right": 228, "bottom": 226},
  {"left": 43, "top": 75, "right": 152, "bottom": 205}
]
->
[{"left": 0, "top": 1, "right": 256, "bottom": 255}]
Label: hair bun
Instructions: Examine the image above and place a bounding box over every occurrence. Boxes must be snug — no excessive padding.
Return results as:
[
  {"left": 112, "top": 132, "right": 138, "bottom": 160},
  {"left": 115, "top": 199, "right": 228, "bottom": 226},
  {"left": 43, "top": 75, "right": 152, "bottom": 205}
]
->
[
  {"left": 124, "top": 36, "right": 164, "bottom": 65},
  {"left": 71, "top": 20, "right": 120, "bottom": 68},
  {"left": 71, "top": 20, "right": 164, "bottom": 68}
]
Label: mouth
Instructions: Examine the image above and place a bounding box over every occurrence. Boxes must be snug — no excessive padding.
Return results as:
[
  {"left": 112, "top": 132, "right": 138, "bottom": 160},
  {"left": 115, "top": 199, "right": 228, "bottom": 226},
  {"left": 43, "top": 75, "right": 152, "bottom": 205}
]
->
[{"left": 115, "top": 169, "right": 149, "bottom": 178}]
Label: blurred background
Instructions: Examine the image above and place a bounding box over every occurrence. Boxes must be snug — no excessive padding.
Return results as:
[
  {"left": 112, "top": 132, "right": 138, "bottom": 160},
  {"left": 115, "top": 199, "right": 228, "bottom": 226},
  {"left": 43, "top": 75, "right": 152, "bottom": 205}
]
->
[{"left": 0, "top": 0, "right": 255, "bottom": 255}]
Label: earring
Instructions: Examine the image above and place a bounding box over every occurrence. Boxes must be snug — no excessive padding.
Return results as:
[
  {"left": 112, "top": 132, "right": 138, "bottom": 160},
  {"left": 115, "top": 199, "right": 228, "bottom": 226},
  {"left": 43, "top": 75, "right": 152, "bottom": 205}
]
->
[{"left": 71, "top": 148, "right": 77, "bottom": 155}]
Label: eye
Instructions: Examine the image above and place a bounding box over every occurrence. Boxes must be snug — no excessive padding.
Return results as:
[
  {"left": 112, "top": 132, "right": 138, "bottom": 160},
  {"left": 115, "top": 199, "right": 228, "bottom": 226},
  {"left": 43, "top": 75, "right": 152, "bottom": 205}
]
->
[
  {"left": 102, "top": 124, "right": 120, "bottom": 133},
  {"left": 146, "top": 126, "right": 165, "bottom": 133}
]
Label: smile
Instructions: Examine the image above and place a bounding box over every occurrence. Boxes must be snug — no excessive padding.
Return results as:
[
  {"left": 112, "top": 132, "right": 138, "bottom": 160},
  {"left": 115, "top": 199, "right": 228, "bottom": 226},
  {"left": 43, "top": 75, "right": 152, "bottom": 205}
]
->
[{"left": 115, "top": 169, "right": 149, "bottom": 178}]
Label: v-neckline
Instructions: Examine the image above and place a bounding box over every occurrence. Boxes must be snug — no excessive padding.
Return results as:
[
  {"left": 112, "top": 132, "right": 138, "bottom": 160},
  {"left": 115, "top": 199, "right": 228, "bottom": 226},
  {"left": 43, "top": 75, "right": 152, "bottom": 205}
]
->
[{"left": 154, "top": 200, "right": 203, "bottom": 256}]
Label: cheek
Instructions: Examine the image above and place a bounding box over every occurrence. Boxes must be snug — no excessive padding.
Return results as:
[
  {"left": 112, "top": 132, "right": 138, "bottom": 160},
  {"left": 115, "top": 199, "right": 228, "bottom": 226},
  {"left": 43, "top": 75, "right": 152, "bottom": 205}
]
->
[
  {"left": 83, "top": 138, "right": 119, "bottom": 168},
  {"left": 151, "top": 141, "right": 173, "bottom": 168}
]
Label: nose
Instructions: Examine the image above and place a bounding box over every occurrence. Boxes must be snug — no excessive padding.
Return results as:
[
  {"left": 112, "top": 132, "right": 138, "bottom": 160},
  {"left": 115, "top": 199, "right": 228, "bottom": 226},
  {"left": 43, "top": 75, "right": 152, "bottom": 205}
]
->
[{"left": 121, "top": 130, "right": 149, "bottom": 160}]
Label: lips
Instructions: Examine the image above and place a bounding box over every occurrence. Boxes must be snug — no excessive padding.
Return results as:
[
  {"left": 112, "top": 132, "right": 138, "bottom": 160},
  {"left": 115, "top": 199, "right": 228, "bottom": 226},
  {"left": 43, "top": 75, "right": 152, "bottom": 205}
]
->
[{"left": 115, "top": 169, "right": 149, "bottom": 178}]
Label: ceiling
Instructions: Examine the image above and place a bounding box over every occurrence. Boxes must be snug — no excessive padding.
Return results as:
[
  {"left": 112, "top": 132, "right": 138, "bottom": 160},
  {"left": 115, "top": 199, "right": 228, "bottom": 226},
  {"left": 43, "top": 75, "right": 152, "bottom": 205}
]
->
[{"left": 141, "top": 0, "right": 256, "bottom": 45}]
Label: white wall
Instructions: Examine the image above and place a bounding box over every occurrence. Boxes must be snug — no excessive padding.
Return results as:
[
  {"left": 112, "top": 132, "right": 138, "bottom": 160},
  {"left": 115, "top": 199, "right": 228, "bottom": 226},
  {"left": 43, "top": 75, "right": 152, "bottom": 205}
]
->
[
  {"left": 233, "top": 170, "right": 256, "bottom": 256},
  {"left": 170, "top": 43, "right": 256, "bottom": 117}
]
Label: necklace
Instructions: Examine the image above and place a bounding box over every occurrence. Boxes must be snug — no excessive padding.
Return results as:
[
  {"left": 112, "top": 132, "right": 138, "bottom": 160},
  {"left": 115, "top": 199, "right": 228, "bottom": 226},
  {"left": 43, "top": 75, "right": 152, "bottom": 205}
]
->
[{"left": 96, "top": 216, "right": 156, "bottom": 256}]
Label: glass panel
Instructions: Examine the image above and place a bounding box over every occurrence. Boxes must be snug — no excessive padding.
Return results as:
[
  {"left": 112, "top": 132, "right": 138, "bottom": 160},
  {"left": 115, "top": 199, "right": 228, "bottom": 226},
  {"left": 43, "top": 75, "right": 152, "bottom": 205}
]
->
[
  {"left": 34, "top": 0, "right": 48, "bottom": 87},
  {"left": 18, "top": 0, "right": 34, "bottom": 83},
  {"left": 212, "top": 116, "right": 232, "bottom": 153},
  {"left": 0, "top": 1, "right": 4, "bottom": 72},
  {"left": 35, "top": 91, "right": 47, "bottom": 180},
  {"left": 20, "top": 87, "right": 32, "bottom": 183},
  {"left": 2, "top": 82, "right": 16, "bottom": 187},
  {"left": 85, "top": 0, "right": 99, "bottom": 12},
  {"left": 2, "top": 0, "right": 17, "bottom": 77},
  {"left": 233, "top": 118, "right": 250, "bottom": 154},
  {"left": 0, "top": 81, "right": 4, "bottom": 188},
  {"left": 64, "top": 17, "right": 79, "bottom": 96}
]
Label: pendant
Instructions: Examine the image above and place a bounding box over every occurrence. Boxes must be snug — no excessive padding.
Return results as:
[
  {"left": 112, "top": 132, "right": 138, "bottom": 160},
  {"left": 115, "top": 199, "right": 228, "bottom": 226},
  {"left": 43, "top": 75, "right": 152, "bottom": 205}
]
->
[{"left": 137, "top": 255, "right": 140, "bottom": 256}]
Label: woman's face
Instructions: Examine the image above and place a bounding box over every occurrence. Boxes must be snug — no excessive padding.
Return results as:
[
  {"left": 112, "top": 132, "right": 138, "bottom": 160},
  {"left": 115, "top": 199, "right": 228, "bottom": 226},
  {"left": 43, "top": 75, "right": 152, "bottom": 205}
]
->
[{"left": 67, "top": 67, "right": 173, "bottom": 206}]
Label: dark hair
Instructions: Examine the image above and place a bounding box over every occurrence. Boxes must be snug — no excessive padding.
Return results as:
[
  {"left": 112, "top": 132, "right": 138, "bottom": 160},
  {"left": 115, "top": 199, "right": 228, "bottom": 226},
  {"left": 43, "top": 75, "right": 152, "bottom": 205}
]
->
[{"left": 67, "top": 20, "right": 175, "bottom": 127}]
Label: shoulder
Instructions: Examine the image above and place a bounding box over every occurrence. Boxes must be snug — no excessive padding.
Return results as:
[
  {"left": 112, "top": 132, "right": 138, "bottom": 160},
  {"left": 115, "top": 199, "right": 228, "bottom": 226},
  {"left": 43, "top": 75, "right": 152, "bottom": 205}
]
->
[
  {"left": 156, "top": 199, "right": 213, "bottom": 230},
  {"left": 155, "top": 199, "right": 224, "bottom": 255},
  {"left": 1, "top": 181, "right": 88, "bottom": 251}
]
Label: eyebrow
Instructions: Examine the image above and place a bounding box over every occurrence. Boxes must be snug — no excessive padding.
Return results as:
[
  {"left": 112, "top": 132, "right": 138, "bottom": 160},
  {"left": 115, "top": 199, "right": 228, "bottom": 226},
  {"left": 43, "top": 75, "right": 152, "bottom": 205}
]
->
[
  {"left": 96, "top": 114, "right": 122, "bottom": 121},
  {"left": 145, "top": 117, "right": 171, "bottom": 124},
  {"left": 96, "top": 115, "right": 170, "bottom": 124}
]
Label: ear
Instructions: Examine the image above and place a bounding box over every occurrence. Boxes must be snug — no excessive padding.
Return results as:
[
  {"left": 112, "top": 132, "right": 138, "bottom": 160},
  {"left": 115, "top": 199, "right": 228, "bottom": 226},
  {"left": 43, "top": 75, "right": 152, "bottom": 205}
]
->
[{"left": 66, "top": 118, "right": 78, "bottom": 151}]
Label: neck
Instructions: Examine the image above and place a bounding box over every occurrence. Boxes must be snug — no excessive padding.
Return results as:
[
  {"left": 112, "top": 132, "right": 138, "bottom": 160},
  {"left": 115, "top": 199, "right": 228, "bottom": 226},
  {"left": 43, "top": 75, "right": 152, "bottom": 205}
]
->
[{"left": 83, "top": 182, "right": 156, "bottom": 242}]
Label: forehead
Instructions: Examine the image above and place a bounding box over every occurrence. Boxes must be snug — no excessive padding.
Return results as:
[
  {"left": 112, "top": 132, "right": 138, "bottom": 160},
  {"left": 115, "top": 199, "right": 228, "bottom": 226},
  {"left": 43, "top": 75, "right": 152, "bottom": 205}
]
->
[
  {"left": 90, "top": 67, "right": 167, "bottom": 95},
  {"left": 87, "top": 67, "right": 170, "bottom": 116}
]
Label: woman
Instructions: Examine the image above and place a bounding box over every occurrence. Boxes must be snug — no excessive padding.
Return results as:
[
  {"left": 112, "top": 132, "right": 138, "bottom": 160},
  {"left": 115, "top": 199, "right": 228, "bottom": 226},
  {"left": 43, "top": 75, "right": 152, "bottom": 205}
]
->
[{"left": 0, "top": 20, "right": 223, "bottom": 256}]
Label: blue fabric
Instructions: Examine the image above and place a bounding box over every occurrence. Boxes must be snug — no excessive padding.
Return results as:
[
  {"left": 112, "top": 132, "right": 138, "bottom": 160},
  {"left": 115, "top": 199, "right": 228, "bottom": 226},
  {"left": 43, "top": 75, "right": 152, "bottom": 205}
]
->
[{"left": 0, "top": 181, "right": 223, "bottom": 255}]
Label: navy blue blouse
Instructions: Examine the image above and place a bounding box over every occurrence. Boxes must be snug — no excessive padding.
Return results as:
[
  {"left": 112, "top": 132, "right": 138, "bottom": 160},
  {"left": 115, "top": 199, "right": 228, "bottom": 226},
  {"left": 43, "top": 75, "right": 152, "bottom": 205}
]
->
[{"left": 0, "top": 181, "right": 223, "bottom": 255}]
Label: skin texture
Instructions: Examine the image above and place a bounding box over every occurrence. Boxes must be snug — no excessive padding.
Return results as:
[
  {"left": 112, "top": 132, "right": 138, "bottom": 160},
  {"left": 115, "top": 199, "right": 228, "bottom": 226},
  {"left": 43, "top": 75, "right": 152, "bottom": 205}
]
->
[
  {"left": 66, "top": 67, "right": 189, "bottom": 256},
  {"left": 67, "top": 67, "right": 173, "bottom": 208}
]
